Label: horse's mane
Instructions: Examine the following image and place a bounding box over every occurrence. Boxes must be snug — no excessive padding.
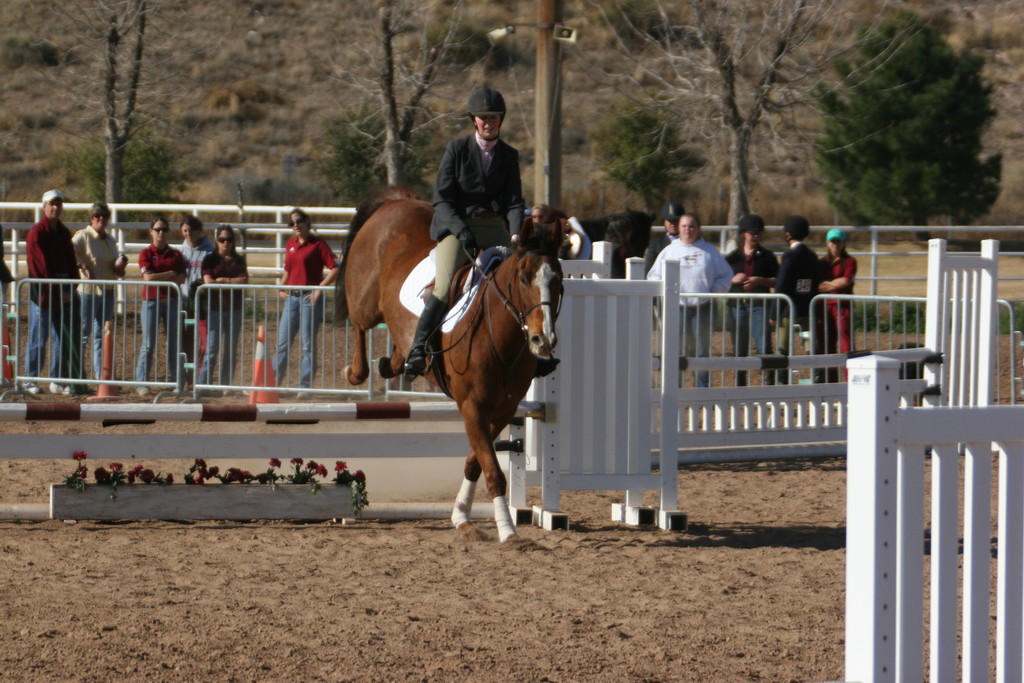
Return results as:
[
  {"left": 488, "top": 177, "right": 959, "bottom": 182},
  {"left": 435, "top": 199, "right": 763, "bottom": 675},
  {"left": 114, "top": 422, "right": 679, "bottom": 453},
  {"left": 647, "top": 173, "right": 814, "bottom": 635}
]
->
[{"left": 335, "top": 186, "right": 421, "bottom": 324}]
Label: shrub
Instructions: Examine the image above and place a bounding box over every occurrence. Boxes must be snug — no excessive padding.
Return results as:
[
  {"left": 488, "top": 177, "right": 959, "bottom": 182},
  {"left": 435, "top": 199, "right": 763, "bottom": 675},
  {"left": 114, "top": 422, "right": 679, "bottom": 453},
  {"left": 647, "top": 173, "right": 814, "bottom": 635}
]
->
[
  {"left": 61, "top": 133, "right": 187, "bottom": 204},
  {"left": 0, "top": 33, "right": 58, "bottom": 67}
]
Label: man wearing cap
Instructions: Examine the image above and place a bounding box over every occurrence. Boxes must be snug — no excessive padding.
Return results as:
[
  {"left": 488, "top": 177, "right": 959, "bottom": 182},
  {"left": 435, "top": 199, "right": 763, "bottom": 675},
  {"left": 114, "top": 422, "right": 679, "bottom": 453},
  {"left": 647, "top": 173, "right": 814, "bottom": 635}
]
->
[
  {"left": 774, "top": 215, "right": 820, "bottom": 383},
  {"left": 647, "top": 212, "right": 732, "bottom": 388},
  {"left": 816, "top": 228, "right": 857, "bottom": 382},
  {"left": 725, "top": 214, "right": 778, "bottom": 385},
  {"left": 644, "top": 201, "right": 683, "bottom": 275},
  {"left": 25, "top": 190, "right": 86, "bottom": 395},
  {"left": 403, "top": 86, "right": 527, "bottom": 379}
]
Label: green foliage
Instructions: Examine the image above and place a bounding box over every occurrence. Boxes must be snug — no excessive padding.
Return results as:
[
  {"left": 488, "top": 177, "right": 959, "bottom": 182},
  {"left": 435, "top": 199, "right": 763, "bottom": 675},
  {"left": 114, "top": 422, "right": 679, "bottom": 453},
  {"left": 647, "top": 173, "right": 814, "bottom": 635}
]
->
[
  {"left": 0, "top": 33, "right": 58, "bottom": 67},
  {"left": 590, "top": 102, "right": 694, "bottom": 204},
  {"left": 315, "top": 104, "right": 429, "bottom": 203},
  {"left": 816, "top": 11, "right": 1001, "bottom": 225},
  {"left": 62, "top": 134, "right": 186, "bottom": 204}
]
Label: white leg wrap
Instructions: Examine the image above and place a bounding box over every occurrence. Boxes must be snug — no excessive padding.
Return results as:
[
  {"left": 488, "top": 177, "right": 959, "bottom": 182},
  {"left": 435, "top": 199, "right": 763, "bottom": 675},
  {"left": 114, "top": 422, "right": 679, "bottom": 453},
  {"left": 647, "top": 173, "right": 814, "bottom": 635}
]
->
[
  {"left": 493, "top": 496, "right": 517, "bottom": 542},
  {"left": 450, "top": 478, "right": 477, "bottom": 527}
]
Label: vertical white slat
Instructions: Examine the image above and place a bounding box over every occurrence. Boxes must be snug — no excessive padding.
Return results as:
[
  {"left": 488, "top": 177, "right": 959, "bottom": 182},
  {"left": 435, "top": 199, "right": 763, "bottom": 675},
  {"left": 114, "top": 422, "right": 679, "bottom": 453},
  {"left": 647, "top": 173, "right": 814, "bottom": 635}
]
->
[
  {"left": 537, "top": 280, "right": 570, "bottom": 513},
  {"left": 978, "top": 240, "right": 998, "bottom": 406},
  {"left": 845, "top": 356, "right": 901, "bottom": 683},
  {"left": 923, "top": 240, "right": 948, "bottom": 408},
  {"left": 578, "top": 294, "right": 596, "bottom": 474},
  {"left": 961, "top": 441, "right": 992, "bottom": 683},
  {"left": 896, "top": 444, "right": 925, "bottom": 683},
  {"left": 658, "top": 264, "right": 680, "bottom": 512},
  {"left": 625, "top": 293, "right": 647, "bottom": 507},
  {"left": 564, "top": 292, "right": 583, "bottom": 477},
  {"left": 948, "top": 271, "right": 964, "bottom": 406},
  {"left": 599, "top": 293, "right": 618, "bottom": 477},
  {"left": 997, "top": 441, "right": 1024, "bottom": 683},
  {"left": 618, "top": 293, "right": 637, "bottom": 480},
  {"left": 930, "top": 443, "right": 960, "bottom": 682}
]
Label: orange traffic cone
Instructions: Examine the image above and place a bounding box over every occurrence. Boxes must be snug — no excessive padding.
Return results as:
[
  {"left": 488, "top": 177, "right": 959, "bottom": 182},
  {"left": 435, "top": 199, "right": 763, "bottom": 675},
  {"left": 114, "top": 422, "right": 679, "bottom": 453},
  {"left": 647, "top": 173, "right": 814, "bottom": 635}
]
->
[
  {"left": 249, "top": 324, "right": 279, "bottom": 404},
  {"left": 1, "top": 312, "right": 12, "bottom": 383},
  {"left": 88, "top": 321, "right": 120, "bottom": 401}
]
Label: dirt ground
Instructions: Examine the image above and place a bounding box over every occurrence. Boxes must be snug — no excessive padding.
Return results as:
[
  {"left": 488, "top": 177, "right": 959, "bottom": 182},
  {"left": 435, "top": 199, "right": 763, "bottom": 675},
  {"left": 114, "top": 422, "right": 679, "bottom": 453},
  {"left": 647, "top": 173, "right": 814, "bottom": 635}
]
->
[{"left": 0, "top": 416, "right": 848, "bottom": 683}]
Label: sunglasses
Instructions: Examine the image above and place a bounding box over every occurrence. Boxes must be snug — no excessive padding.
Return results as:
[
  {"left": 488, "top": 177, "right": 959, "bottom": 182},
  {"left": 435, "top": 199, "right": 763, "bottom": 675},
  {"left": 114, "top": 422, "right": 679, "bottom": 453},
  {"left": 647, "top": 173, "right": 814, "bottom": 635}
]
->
[
  {"left": 217, "top": 237, "right": 233, "bottom": 243},
  {"left": 152, "top": 227, "right": 169, "bottom": 233},
  {"left": 289, "top": 219, "right": 307, "bottom": 226}
]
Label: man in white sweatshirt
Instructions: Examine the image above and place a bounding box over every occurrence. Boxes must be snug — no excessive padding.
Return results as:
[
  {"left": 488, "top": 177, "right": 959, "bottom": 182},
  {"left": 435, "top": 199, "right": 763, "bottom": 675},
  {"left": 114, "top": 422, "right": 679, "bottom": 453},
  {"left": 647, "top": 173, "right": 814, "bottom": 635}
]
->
[{"left": 647, "top": 212, "right": 732, "bottom": 387}]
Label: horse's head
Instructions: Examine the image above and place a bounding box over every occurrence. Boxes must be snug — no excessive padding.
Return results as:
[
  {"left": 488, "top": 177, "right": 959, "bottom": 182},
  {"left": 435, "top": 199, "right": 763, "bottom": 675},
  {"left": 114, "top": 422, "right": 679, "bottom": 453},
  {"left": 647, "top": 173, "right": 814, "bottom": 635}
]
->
[{"left": 508, "top": 214, "right": 565, "bottom": 358}]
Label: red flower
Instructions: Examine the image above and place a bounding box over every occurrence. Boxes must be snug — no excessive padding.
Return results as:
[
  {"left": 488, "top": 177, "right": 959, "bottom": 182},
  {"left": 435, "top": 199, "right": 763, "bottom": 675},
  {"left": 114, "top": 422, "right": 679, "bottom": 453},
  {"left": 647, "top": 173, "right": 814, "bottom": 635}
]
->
[
  {"left": 290, "top": 457, "right": 303, "bottom": 466},
  {"left": 94, "top": 467, "right": 109, "bottom": 483},
  {"left": 335, "top": 461, "right": 347, "bottom": 472},
  {"left": 73, "top": 451, "right": 87, "bottom": 461},
  {"left": 194, "top": 474, "right": 205, "bottom": 485},
  {"left": 140, "top": 469, "right": 156, "bottom": 484},
  {"left": 195, "top": 458, "right": 207, "bottom": 468},
  {"left": 110, "top": 462, "right": 124, "bottom": 471},
  {"left": 306, "top": 459, "right": 319, "bottom": 471},
  {"left": 165, "top": 473, "right": 174, "bottom": 485},
  {"left": 127, "top": 471, "right": 137, "bottom": 484},
  {"left": 316, "top": 464, "right": 328, "bottom": 477},
  {"left": 207, "top": 466, "right": 220, "bottom": 478},
  {"left": 354, "top": 470, "right": 366, "bottom": 484},
  {"left": 269, "top": 458, "right": 282, "bottom": 468}
]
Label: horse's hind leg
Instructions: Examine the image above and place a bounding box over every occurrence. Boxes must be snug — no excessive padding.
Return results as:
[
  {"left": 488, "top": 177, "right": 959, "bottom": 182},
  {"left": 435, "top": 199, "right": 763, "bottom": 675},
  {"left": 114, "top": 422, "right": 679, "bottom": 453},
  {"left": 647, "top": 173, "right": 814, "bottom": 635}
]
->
[{"left": 345, "top": 327, "right": 370, "bottom": 385}]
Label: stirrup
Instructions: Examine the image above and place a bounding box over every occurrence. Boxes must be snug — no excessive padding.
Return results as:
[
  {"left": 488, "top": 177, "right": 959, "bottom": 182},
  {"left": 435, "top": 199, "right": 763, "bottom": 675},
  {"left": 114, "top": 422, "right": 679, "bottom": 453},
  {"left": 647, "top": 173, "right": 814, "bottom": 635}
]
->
[{"left": 403, "top": 347, "right": 427, "bottom": 379}]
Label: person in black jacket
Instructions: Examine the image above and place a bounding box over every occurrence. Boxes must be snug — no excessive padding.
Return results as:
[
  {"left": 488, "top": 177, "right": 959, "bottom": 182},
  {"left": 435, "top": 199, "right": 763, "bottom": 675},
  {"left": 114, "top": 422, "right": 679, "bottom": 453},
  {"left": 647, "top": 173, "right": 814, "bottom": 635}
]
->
[
  {"left": 774, "top": 215, "right": 820, "bottom": 383},
  {"left": 404, "top": 87, "right": 526, "bottom": 379},
  {"left": 725, "top": 214, "right": 778, "bottom": 385},
  {"left": 643, "top": 201, "right": 683, "bottom": 275}
]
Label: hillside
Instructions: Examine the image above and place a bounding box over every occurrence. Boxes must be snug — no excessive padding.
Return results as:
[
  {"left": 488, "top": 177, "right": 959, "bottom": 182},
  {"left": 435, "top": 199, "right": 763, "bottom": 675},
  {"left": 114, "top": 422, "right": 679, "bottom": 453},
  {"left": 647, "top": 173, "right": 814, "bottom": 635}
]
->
[{"left": 0, "top": 0, "right": 1021, "bottom": 226}]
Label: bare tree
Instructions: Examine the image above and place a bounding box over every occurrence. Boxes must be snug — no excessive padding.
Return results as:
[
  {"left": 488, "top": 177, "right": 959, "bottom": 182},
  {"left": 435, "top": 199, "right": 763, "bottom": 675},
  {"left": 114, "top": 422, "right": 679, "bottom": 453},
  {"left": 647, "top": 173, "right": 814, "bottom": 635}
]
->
[
  {"left": 328, "top": 0, "right": 469, "bottom": 187},
  {"left": 589, "top": 0, "right": 876, "bottom": 225}
]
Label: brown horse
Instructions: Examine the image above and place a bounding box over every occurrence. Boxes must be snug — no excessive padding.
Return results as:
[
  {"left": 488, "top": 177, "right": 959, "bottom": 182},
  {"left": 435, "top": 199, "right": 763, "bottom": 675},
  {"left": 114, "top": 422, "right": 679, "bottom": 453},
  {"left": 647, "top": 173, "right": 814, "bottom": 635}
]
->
[{"left": 336, "top": 187, "right": 564, "bottom": 542}]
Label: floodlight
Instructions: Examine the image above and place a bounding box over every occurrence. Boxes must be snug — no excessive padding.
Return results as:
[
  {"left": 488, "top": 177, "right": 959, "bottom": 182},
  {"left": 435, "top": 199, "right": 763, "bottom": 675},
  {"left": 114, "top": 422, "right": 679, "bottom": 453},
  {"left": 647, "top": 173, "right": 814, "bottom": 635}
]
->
[
  {"left": 487, "top": 25, "right": 516, "bottom": 44},
  {"left": 553, "top": 25, "right": 578, "bottom": 44}
]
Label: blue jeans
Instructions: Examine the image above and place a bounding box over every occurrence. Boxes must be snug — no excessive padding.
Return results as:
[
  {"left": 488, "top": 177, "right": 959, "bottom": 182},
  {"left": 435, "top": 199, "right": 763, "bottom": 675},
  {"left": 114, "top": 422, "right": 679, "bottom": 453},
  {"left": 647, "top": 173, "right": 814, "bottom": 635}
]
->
[
  {"left": 273, "top": 293, "right": 323, "bottom": 389},
  {"left": 27, "top": 292, "right": 82, "bottom": 382},
  {"left": 81, "top": 290, "right": 115, "bottom": 379},
  {"left": 26, "top": 300, "right": 55, "bottom": 379},
  {"left": 199, "top": 306, "right": 243, "bottom": 386},
  {"left": 730, "top": 301, "right": 773, "bottom": 386},
  {"left": 135, "top": 299, "right": 179, "bottom": 383},
  {"left": 681, "top": 303, "right": 714, "bottom": 388}
]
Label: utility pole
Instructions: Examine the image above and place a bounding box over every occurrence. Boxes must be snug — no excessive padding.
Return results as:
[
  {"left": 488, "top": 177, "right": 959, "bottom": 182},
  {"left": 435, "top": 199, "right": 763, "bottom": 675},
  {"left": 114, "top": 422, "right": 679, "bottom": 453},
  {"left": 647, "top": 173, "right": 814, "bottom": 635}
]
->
[{"left": 534, "top": 0, "right": 562, "bottom": 208}]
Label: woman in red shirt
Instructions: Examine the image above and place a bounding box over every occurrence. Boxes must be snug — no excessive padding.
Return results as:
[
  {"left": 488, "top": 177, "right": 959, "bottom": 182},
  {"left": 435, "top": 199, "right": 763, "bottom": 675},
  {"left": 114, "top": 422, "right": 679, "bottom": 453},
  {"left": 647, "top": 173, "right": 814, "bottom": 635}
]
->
[
  {"left": 134, "top": 217, "right": 186, "bottom": 394},
  {"left": 272, "top": 209, "right": 340, "bottom": 396},
  {"left": 816, "top": 228, "right": 857, "bottom": 382}
]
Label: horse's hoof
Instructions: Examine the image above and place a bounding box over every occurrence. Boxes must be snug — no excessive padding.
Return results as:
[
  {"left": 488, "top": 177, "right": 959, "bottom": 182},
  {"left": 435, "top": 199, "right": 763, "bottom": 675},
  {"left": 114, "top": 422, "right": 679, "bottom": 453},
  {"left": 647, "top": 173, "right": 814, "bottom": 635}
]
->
[
  {"left": 376, "top": 356, "right": 397, "bottom": 379},
  {"left": 344, "top": 365, "right": 367, "bottom": 386}
]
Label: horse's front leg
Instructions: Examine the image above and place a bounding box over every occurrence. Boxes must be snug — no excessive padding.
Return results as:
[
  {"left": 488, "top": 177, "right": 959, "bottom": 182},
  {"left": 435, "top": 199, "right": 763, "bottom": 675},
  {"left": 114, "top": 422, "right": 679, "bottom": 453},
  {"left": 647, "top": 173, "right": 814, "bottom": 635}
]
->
[
  {"left": 453, "top": 404, "right": 516, "bottom": 542},
  {"left": 344, "top": 327, "right": 370, "bottom": 385}
]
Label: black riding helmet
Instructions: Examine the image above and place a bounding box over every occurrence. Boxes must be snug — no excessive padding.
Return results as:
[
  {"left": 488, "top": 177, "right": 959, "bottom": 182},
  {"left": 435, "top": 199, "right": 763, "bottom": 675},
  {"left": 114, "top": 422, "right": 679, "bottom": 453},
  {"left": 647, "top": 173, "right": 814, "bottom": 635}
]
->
[{"left": 467, "top": 87, "right": 506, "bottom": 118}]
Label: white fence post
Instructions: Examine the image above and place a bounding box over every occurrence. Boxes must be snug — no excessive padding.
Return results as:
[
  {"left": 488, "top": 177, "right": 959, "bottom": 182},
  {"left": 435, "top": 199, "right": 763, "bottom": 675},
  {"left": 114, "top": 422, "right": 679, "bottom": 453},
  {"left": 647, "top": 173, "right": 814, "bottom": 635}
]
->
[{"left": 845, "top": 355, "right": 901, "bottom": 683}]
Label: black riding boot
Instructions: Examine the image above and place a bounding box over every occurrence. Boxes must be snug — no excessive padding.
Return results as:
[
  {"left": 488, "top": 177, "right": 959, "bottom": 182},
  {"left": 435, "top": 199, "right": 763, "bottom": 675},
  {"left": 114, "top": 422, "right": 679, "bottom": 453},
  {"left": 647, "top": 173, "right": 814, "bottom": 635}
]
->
[{"left": 403, "top": 296, "right": 447, "bottom": 379}]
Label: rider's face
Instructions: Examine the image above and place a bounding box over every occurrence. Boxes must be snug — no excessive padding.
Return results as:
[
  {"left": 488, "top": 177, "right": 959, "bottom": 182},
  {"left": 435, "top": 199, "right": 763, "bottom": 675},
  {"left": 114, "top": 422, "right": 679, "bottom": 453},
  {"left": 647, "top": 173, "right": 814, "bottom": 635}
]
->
[{"left": 473, "top": 114, "right": 502, "bottom": 141}]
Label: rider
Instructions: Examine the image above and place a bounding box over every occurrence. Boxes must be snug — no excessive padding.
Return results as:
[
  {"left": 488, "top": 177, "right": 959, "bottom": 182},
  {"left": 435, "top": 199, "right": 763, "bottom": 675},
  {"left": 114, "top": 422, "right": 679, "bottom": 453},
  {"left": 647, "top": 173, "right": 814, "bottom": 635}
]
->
[{"left": 403, "top": 86, "right": 526, "bottom": 379}]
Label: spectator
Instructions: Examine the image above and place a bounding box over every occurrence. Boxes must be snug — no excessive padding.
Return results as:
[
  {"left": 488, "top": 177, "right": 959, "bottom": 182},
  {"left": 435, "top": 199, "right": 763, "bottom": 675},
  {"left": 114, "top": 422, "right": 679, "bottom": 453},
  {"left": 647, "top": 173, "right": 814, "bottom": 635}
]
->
[
  {"left": 725, "top": 214, "right": 778, "bottom": 386},
  {"left": 0, "top": 224, "right": 12, "bottom": 287},
  {"left": 272, "top": 208, "right": 341, "bottom": 398},
  {"left": 403, "top": 86, "right": 525, "bottom": 379},
  {"left": 179, "top": 215, "right": 214, "bottom": 383},
  {"left": 73, "top": 201, "right": 127, "bottom": 379},
  {"left": 644, "top": 201, "right": 683, "bottom": 275},
  {"left": 25, "top": 189, "right": 87, "bottom": 395},
  {"left": 816, "top": 228, "right": 857, "bottom": 382},
  {"left": 198, "top": 225, "right": 248, "bottom": 392},
  {"left": 774, "top": 215, "right": 820, "bottom": 384},
  {"left": 647, "top": 212, "right": 732, "bottom": 388},
  {"left": 135, "top": 217, "right": 186, "bottom": 395}
]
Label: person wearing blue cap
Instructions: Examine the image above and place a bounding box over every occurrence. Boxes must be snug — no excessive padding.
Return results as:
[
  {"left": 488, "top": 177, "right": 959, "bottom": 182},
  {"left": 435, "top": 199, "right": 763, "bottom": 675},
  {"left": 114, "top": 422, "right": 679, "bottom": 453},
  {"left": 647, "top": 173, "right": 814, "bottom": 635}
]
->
[{"left": 816, "top": 227, "right": 857, "bottom": 382}]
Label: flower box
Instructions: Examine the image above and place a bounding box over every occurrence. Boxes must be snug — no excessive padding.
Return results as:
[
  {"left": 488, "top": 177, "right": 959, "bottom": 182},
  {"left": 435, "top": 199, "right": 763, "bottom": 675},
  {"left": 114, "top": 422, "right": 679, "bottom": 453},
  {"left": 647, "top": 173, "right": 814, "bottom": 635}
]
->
[{"left": 50, "top": 484, "right": 354, "bottom": 521}]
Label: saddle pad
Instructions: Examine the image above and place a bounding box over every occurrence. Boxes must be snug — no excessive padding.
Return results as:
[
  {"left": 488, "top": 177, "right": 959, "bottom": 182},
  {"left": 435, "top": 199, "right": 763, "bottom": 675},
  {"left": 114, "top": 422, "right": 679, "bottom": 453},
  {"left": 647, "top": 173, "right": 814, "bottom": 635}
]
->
[{"left": 398, "top": 248, "right": 496, "bottom": 333}]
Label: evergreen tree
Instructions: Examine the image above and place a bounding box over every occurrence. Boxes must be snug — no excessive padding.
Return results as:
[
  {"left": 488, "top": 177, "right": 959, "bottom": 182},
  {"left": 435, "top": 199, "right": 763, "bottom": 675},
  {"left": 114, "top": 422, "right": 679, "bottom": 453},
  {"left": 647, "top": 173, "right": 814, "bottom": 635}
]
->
[
  {"left": 816, "top": 11, "right": 1001, "bottom": 225},
  {"left": 590, "top": 102, "right": 694, "bottom": 211}
]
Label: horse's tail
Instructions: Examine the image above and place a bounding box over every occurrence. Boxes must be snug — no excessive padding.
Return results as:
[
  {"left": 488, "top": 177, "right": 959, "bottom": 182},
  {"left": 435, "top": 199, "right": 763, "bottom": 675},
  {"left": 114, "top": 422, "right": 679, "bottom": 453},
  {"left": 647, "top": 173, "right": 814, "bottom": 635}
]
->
[{"left": 334, "top": 186, "right": 421, "bottom": 325}]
